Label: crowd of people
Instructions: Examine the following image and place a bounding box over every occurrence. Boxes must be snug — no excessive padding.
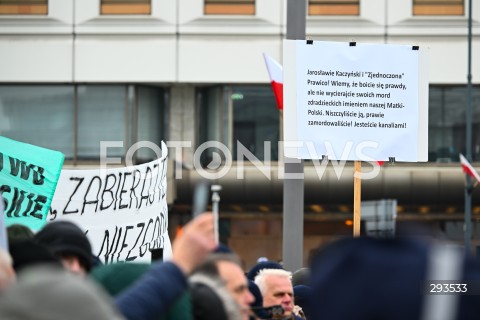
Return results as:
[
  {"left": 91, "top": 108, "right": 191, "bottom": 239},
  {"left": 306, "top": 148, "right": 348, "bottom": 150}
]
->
[{"left": 1, "top": 213, "right": 480, "bottom": 320}]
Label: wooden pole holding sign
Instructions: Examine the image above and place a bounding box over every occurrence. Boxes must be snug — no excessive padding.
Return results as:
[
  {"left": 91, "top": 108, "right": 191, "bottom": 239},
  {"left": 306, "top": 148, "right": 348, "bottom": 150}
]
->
[{"left": 353, "top": 161, "right": 362, "bottom": 237}]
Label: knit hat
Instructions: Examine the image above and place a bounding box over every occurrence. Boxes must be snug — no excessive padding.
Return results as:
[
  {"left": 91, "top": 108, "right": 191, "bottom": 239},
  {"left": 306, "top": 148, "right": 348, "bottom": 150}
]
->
[
  {"left": 7, "top": 224, "right": 34, "bottom": 243},
  {"left": 91, "top": 263, "right": 152, "bottom": 296},
  {"left": 309, "top": 236, "right": 429, "bottom": 320},
  {"left": 9, "top": 239, "right": 62, "bottom": 272},
  {"left": 91, "top": 263, "right": 193, "bottom": 320},
  {"left": 247, "top": 261, "right": 283, "bottom": 281},
  {"left": 291, "top": 267, "right": 310, "bottom": 287},
  {"left": 34, "top": 221, "right": 93, "bottom": 272}
]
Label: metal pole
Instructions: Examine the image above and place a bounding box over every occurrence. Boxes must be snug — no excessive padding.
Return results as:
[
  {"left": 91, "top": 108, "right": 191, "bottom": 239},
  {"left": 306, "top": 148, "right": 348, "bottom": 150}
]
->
[
  {"left": 283, "top": 0, "right": 306, "bottom": 272},
  {"left": 211, "top": 184, "right": 222, "bottom": 244},
  {"left": 464, "top": 0, "right": 473, "bottom": 256}
]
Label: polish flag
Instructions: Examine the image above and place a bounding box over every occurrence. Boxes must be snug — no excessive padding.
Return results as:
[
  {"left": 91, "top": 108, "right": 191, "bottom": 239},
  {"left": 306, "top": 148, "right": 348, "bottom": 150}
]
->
[
  {"left": 263, "top": 53, "right": 283, "bottom": 110},
  {"left": 460, "top": 153, "right": 480, "bottom": 183}
]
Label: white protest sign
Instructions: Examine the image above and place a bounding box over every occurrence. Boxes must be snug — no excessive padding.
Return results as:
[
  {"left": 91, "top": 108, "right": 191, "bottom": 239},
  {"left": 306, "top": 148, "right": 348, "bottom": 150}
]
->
[
  {"left": 49, "top": 142, "right": 171, "bottom": 264},
  {"left": 284, "top": 40, "right": 429, "bottom": 162}
]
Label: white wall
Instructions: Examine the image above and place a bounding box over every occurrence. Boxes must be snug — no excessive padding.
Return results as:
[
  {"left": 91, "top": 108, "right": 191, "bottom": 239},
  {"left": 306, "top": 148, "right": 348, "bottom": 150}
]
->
[
  {"left": 0, "top": 0, "right": 478, "bottom": 84},
  {"left": 0, "top": 0, "right": 73, "bottom": 82},
  {"left": 178, "top": 35, "right": 279, "bottom": 83},
  {"left": 0, "top": 35, "right": 73, "bottom": 82},
  {"left": 74, "top": 35, "right": 177, "bottom": 82},
  {"left": 307, "top": 0, "right": 386, "bottom": 38}
]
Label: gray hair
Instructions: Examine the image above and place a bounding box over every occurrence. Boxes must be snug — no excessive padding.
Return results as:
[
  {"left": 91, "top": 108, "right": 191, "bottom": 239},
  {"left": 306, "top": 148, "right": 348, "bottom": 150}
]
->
[
  {"left": 0, "top": 265, "right": 123, "bottom": 319},
  {"left": 254, "top": 268, "right": 292, "bottom": 296}
]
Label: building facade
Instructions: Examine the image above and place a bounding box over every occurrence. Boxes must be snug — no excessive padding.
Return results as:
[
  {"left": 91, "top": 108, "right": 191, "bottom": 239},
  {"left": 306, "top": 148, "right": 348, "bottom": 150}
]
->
[{"left": 0, "top": 0, "right": 479, "bottom": 267}]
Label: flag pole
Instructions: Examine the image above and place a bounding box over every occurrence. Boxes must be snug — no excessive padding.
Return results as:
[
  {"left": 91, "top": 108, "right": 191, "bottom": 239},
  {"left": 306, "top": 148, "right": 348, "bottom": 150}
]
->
[
  {"left": 464, "top": 0, "right": 473, "bottom": 256},
  {"left": 353, "top": 160, "right": 362, "bottom": 236}
]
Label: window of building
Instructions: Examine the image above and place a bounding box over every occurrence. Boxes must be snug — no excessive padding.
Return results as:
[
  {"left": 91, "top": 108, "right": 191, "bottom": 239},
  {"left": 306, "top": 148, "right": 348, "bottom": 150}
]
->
[
  {"left": 0, "top": 85, "right": 74, "bottom": 157},
  {"left": 198, "top": 85, "right": 279, "bottom": 163},
  {"left": 100, "top": 0, "right": 151, "bottom": 15},
  {"left": 197, "top": 84, "right": 480, "bottom": 164},
  {"left": 77, "top": 85, "right": 126, "bottom": 159},
  {"left": 308, "top": 0, "right": 360, "bottom": 16},
  {"left": 135, "top": 86, "right": 168, "bottom": 162},
  {"left": 413, "top": 0, "right": 464, "bottom": 16},
  {"left": 197, "top": 86, "right": 228, "bottom": 166},
  {"left": 0, "top": 85, "right": 167, "bottom": 163},
  {"left": 231, "top": 86, "right": 279, "bottom": 161},
  {"left": 428, "top": 85, "right": 480, "bottom": 162},
  {"left": 0, "top": 0, "right": 47, "bottom": 15},
  {"left": 204, "top": 0, "right": 255, "bottom": 15}
]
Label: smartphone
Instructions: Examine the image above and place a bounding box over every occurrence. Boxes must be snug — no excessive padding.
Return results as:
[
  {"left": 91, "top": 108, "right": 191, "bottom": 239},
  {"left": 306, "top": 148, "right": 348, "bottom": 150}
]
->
[{"left": 192, "top": 180, "right": 210, "bottom": 218}]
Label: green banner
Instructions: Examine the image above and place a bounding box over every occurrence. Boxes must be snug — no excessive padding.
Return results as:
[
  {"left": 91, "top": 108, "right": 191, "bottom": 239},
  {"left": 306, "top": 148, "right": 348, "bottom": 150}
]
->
[{"left": 0, "top": 136, "right": 64, "bottom": 231}]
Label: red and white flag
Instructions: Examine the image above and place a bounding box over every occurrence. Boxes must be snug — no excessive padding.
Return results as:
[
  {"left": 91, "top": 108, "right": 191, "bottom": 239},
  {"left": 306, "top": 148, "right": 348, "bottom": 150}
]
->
[
  {"left": 460, "top": 153, "right": 480, "bottom": 183},
  {"left": 263, "top": 53, "right": 283, "bottom": 110}
]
